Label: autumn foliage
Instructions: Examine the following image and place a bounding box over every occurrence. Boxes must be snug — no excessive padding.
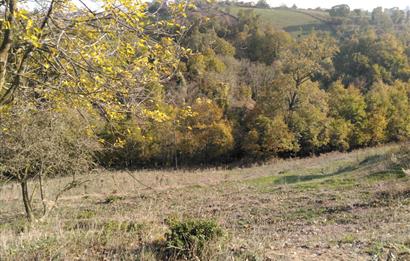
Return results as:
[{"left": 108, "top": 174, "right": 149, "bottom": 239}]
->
[{"left": 0, "top": 0, "right": 409, "bottom": 169}]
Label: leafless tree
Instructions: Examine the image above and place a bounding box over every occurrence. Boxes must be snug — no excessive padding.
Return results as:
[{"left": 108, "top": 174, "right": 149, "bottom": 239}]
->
[{"left": 0, "top": 104, "right": 99, "bottom": 221}]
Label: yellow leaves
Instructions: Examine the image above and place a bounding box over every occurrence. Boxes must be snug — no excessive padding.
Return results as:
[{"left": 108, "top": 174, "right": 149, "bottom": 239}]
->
[
  {"left": 137, "top": 39, "right": 147, "bottom": 50},
  {"left": 26, "top": 34, "right": 41, "bottom": 48},
  {"left": 179, "top": 105, "right": 198, "bottom": 119},
  {"left": 26, "top": 19, "right": 33, "bottom": 28},
  {"left": 187, "top": 3, "right": 196, "bottom": 9},
  {"left": 104, "top": 66, "right": 114, "bottom": 74},
  {"left": 15, "top": 9, "right": 43, "bottom": 48},
  {"left": 1, "top": 0, "right": 190, "bottom": 127},
  {"left": 1, "top": 21, "right": 11, "bottom": 30},
  {"left": 195, "top": 97, "right": 212, "bottom": 105},
  {"left": 114, "top": 137, "right": 126, "bottom": 148},
  {"left": 106, "top": 109, "right": 126, "bottom": 121},
  {"left": 15, "top": 9, "right": 29, "bottom": 20},
  {"left": 143, "top": 109, "right": 171, "bottom": 123},
  {"left": 85, "top": 126, "right": 95, "bottom": 137},
  {"left": 125, "top": 43, "right": 135, "bottom": 56},
  {"left": 162, "top": 37, "right": 173, "bottom": 46}
]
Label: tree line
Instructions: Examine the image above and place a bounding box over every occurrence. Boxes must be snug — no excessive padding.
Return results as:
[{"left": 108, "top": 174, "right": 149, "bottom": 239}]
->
[{"left": 100, "top": 3, "right": 410, "bottom": 167}]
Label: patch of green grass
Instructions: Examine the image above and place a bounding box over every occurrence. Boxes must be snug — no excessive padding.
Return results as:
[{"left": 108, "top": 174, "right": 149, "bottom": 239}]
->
[
  {"left": 338, "top": 234, "right": 359, "bottom": 244},
  {"left": 366, "top": 170, "right": 406, "bottom": 181},
  {"left": 0, "top": 217, "right": 27, "bottom": 234},
  {"left": 102, "top": 220, "right": 146, "bottom": 235},
  {"left": 284, "top": 207, "right": 325, "bottom": 221},
  {"left": 76, "top": 209, "right": 96, "bottom": 219},
  {"left": 247, "top": 175, "right": 279, "bottom": 187},
  {"left": 317, "top": 177, "right": 358, "bottom": 189},
  {"left": 6, "top": 235, "right": 60, "bottom": 259},
  {"left": 293, "top": 177, "right": 358, "bottom": 191},
  {"left": 293, "top": 182, "right": 322, "bottom": 190},
  {"left": 365, "top": 241, "right": 385, "bottom": 258},
  {"left": 273, "top": 166, "right": 354, "bottom": 185},
  {"left": 224, "top": 6, "right": 332, "bottom": 35},
  {"left": 395, "top": 242, "right": 410, "bottom": 255},
  {"left": 226, "top": 7, "right": 327, "bottom": 28},
  {"left": 248, "top": 162, "right": 359, "bottom": 191}
]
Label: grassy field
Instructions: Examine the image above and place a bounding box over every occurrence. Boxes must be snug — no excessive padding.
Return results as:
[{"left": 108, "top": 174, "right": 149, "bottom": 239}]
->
[
  {"left": 224, "top": 7, "right": 332, "bottom": 35},
  {"left": 1, "top": 144, "right": 410, "bottom": 260}
]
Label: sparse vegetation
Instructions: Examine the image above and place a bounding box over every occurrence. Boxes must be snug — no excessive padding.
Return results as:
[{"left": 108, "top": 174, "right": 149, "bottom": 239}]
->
[{"left": 1, "top": 144, "right": 409, "bottom": 260}]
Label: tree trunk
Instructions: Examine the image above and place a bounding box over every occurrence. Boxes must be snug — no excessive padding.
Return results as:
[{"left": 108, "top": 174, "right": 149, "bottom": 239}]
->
[
  {"left": 38, "top": 173, "right": 47, "bottom": 215},
  {"left": 20, "top": 180, "right": 34, "bottom": 222},
  {"left": 0, "top": 0, "right": 16, "bottom": 103},
  {"left": 174, "top": 123, "right": 178, "bottom": 170}
]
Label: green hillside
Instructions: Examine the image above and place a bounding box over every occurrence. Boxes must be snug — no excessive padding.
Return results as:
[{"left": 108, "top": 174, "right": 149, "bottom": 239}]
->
[{"left": 225, "top": 6, "right": 333, "bottom": 34}]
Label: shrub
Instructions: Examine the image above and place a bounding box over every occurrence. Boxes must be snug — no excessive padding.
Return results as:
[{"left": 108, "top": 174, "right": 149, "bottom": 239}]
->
[
  {"left": 0, "top": 105, "right": 98, "bottom": 221},
  {"left": 165, "top": 218, "right": 223, "bottom": 259}
]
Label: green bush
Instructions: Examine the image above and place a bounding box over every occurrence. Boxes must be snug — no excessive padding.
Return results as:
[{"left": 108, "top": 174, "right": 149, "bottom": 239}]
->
[{"left": 165, "top": 218, "right": 223, "bottom": 259}]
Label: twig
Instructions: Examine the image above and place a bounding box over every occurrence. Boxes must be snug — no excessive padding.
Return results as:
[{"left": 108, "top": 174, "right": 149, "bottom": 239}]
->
[{"left": 125, "top": 170, "right": 157, "bottom": 192}]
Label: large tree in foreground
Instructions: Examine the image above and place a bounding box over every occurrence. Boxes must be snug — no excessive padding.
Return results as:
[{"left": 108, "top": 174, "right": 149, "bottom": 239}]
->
[
  {"left": 0, "top": 0, "right": 191, "bottom": 221},
  {"left": 0, "top": 0, "right": 190, "bottom": 114}
]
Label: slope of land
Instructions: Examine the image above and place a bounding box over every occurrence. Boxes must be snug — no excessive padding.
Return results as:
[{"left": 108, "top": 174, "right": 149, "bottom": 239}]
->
[
  {"left": 224, "top": 6, "right": 333, "bottom": 35},
  {"left": 1, "top": 144, "right": 409, "bottom": 260}
]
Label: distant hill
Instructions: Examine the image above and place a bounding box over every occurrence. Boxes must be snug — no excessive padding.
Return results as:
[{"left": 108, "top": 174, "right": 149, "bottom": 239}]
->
[{"left": 224, "top": 6, "right": 334, "bottom": 35}]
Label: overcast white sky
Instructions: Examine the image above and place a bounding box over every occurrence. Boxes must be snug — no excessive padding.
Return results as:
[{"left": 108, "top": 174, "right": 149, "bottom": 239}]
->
[{"left": 267, "top": 0, "right": 409, "bottom": 10}]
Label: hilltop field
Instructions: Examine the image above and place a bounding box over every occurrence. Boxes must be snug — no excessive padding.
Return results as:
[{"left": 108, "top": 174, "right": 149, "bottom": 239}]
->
[
  {"left": 1, "top": 144, "right": 409, "bottom": 260},
  {"left": 224, "top": 6, "right": 333, "bottom": 34}
]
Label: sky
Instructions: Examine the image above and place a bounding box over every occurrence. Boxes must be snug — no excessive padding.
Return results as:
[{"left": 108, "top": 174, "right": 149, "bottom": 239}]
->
[
  {"left": 267, "top": 0, "right": 410, "bottom": 10},
  {"left": 21, "top": 0, "right": 410, "bottom": 13}
]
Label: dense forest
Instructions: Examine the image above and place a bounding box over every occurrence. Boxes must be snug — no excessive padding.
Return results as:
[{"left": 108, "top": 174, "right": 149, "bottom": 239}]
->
[
  {"left": 95, "top": 1, "right": 409, "bottom": 167},
  {"left": 1, "top": 0, "right": 410, "bottom": 190}
]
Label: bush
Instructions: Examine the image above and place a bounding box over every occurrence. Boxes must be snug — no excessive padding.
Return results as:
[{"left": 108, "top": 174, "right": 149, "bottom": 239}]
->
[
  {"left": 165, "top": 218, "right": 223, "bottom": 259},
  {"left": 0, "top": 105, "right": 98, "bottom": 221}
]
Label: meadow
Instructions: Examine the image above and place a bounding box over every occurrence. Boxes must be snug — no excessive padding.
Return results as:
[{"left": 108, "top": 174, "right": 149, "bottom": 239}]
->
[
  {"left": 1, "top": 144, "right": 409, "bottom": 260},
  {"left": 224, "top": 6, "right": 333, "bottom": 34}
]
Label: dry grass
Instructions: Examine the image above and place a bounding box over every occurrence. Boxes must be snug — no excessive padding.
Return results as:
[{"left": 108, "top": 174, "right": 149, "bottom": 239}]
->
[{"left": 1, "top": 143, "right": 410, "bottom": 260}]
